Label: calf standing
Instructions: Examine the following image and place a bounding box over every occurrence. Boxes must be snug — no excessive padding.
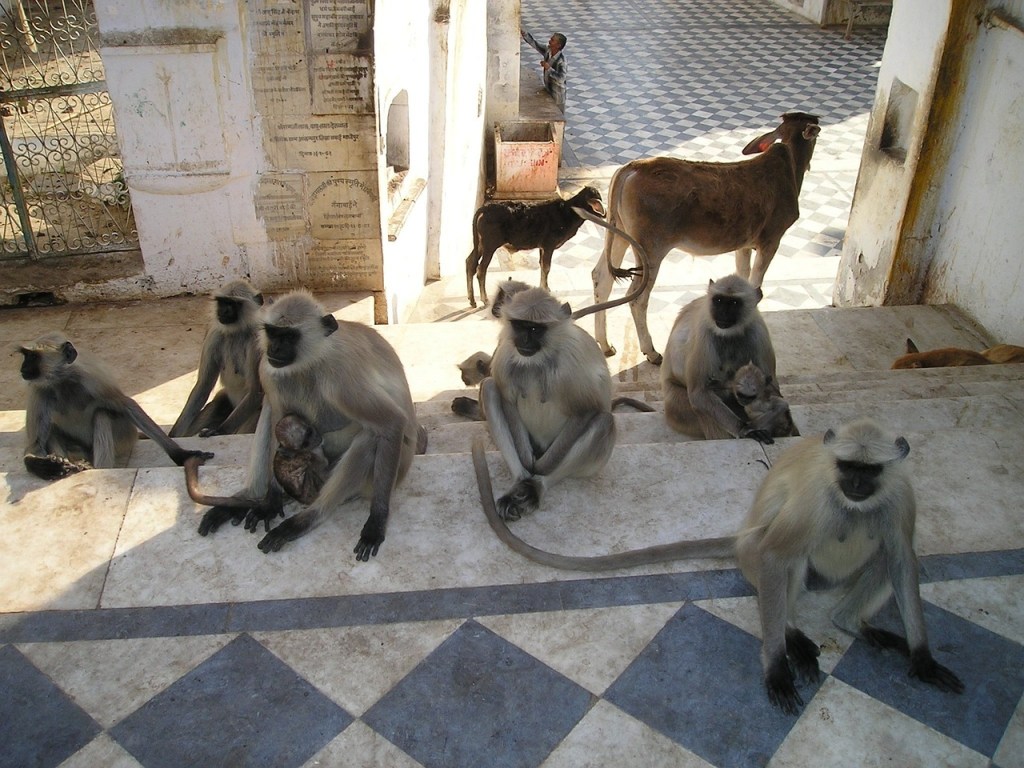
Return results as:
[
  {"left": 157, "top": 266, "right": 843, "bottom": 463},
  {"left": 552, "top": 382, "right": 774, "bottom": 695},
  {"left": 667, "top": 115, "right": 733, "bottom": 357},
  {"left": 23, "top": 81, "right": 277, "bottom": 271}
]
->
[
  {"left": 592, "top": 113, "right": 820, "bottom": 363},
  {"left": 466, "top": 185, "right": 605, "bottom": 307}
]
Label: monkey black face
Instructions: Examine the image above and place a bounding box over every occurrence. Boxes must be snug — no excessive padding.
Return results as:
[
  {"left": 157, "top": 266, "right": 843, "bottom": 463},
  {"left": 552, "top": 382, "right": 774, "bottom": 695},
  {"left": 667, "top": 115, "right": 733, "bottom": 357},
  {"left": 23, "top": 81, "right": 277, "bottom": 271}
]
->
[
  {"left": 264, "top": 325, "right": 301, "bottom": 368},
  {"left": 19, "top": 340, "right": 76, "bottom": 380},
  {"left": 19, "top": 349, "right": 41, "bottom": 380},
  {"left": 835, "top": 460, "right": 883, "bottom": 502},
  {"left": 510, "top": 319, "right": 547, "bottom": 357},
  {"left": 216, "top": 297, "right": 242, "bottom": 326},
  {"left": 710, "top": 294, "right": 743, "bottom": 329}
]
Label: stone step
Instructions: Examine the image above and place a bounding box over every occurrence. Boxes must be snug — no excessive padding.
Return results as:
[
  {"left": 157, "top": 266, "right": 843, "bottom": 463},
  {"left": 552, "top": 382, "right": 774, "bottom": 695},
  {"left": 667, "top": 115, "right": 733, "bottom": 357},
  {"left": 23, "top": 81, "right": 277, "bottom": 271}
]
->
[
  {"left": 2, "top": 379, "right": 1020, "bottom": 473},
  {"left": 10, "top": 422, "right": 1022, "bottom": 611}
]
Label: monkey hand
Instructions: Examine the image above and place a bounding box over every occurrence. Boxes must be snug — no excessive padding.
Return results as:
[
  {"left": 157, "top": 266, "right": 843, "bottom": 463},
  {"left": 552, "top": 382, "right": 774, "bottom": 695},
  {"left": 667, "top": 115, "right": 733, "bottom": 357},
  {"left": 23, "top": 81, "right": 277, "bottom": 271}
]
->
[
  {"left": 257, "top": 515, "right": 309, "bottom": 553},
  {"left": 496, "top": 478, "right": 541, "bottom": 521},
  {"left": 196, "top": 427, "right": 222, "bottom": 438},
  {"left": 354, "top": 519, "right": 386, "bottom": 561},
  {"left": 24, "top": 454, "right": 90, "bottom": 480},
  {"left": 243, "top": 500, "right": 285, "bottom": 534},
  {"left": 764, "top": 656, "right": 803, "bottom": 715},
  {"left": 740, "top": 426, "right": 775, "bottom": 444},
  {"left": 908, "top": 649, "right": 964, "bottom": 694},
  {"left": 198, "top": 505, "right": 249, "bottom": 536}
]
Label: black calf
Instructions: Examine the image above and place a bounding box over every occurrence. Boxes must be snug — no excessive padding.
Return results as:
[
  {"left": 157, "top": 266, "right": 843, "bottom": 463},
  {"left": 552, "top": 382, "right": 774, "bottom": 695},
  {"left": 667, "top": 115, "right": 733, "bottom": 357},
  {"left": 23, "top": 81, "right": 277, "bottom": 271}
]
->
[{"left": 465, "top": 186, "right": 605, "bottom": 307}]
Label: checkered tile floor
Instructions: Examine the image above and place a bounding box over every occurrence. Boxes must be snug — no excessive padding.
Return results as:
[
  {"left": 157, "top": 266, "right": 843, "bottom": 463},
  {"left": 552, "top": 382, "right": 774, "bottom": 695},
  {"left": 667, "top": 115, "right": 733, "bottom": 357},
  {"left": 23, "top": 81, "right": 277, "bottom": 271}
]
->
[
  {"left": 411, "top": 0, "right": 887, "bottom": 324},
  {"left": 4, "top": 553, "right": 1023, "bottom": 767}
]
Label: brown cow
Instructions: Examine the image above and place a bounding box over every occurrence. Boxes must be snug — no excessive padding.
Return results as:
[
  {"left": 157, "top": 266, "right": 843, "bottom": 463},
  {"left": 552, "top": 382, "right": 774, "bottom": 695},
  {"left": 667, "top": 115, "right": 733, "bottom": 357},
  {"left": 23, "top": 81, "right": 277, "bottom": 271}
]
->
[{"left": 592, "top": 112, "right": 820, "bottom": 364}]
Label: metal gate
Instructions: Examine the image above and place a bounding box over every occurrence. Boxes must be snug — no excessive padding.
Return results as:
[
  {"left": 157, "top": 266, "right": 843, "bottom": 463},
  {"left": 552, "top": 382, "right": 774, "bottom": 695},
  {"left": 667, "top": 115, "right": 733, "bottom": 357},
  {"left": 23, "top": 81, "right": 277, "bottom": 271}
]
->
[{"left": 0, "top": 0, "right": 136, "bottom": 261}]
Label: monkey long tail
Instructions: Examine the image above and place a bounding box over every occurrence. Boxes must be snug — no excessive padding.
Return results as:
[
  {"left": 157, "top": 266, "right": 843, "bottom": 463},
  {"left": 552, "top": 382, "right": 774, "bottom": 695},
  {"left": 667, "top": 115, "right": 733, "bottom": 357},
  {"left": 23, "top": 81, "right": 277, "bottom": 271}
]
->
[
  {"left": 471, "top": 437, "right": 735, "bottom": 571},
  {"left": 183, "top": 455, "right": 263, "bottom": 508},
  {"left": 568, "top": 206, "right": 651, "bottom": 321}
]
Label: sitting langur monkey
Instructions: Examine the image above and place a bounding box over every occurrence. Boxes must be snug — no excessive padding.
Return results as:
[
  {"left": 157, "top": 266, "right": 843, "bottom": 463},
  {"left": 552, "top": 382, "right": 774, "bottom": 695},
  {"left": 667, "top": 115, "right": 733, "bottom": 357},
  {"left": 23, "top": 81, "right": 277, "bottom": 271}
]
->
[
  {"left": 473, "top": 418, "right": 963, "bottom": 714},
  {"left": 477, "top": 286, "right": 616, "bottom": 520},
  {"left": 192, "top": 291, "right": 425, "bottom": 560},
  {"left": 455, "top": 278, "right": 532, "bottom": 387},
  {"left": 19, "top": 331, "right": 212, "bottom": 479},
  {"left": 455, "top": 206, "right": 656, "bottom": 423},
  {"left": 736, "top": 418, "right": 964, "bottom": 714},
  {"left": 661, "top": 275, "right": 777, "bottom": 441},
  {"left": 728, "top": 362, "right": 799, "bottom": 443},
  {"left": 170, "top": 278, "right": 265, "bottom": 437}
]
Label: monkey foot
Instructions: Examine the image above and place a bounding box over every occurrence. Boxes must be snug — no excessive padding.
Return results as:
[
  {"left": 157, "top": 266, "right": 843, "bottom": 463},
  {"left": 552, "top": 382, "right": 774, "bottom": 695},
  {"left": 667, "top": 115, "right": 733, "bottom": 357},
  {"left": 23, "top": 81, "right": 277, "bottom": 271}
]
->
[
  {"left": 602, "top": 346, "right": 617, "bottom": 358},
  {"left": 24, "top": 454, "right": 90, "bottom": 481},
  {"left": 646, "top": 352, "right": 663, "bottom": 366}
]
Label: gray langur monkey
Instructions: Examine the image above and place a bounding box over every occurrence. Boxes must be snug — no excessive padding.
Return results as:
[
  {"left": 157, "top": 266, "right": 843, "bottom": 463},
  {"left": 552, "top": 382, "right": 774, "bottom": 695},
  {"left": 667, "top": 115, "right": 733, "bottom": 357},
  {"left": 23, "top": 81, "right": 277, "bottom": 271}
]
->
[
  {"left": 661, "top": 275, "right": 777, "bottom": 442},
  {"left": 192, "top": 290, "right": 426, "bottom": 560},
  {"left": 453, "top": 275, "right": 653, "bottom": 421},
  {"left": 170, "top": 278, "right": 265, "bottom": 438},
  {"left": 727, "top": 361, "right": 799, "bottom": 443},
  {"left": 473, "top": 418, "right": 963, "bottom": 717},
  {"left": 454, "top": 207, "right": 653, "bottom": 423},
  {"left": 455, "top": 278, "right": 532, "bottom": 391},
  {"left": 737, "top": 418, "right": 964, "bottom": 714},
  {"left": 475, "top": 286, "right": 617, "bottom": 521},
  {"left": 18, "top": 332, "right": 212, "bottom": 480}
]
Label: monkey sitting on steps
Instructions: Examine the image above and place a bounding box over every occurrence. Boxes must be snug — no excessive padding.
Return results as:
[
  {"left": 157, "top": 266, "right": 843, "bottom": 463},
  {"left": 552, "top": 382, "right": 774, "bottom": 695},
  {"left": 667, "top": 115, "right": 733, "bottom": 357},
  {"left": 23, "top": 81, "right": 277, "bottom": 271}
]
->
[
  {"left": 18, "top": 331, "right": 212, "bottom": 480},
  {"left": 170, "top": 278, "right": 265, "bottom": 438},
  {"left": 189, "top": 290, "right": 426, "bottom": 560},
  {"left": 736, "top": 418, "right": 963, "bottom": 714},
  {"left": 476, "top": 285, "right": 616, "bottom": 521},
  {"left": 662, "top": 275, "right": 778, "bottom": 442},
  {"left": 453, "top": 276, "right": 654, "bottom": 421}
]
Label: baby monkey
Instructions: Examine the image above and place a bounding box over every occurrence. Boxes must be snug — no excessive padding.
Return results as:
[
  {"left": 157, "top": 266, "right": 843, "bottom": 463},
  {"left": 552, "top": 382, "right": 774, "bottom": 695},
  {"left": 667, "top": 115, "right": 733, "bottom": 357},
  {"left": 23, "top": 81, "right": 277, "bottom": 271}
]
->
[
  {"left": 727, "top": 361, "right": 799, "bottom": 443},
  {"left": 185, "top": 413, "right": 328, "bottom": 514}
]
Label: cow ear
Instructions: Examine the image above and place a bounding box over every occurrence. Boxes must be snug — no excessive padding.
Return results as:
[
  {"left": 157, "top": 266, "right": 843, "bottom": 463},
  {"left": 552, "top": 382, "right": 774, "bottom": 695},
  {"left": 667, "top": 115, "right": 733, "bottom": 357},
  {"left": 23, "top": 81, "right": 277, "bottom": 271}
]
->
[{"left": 742, "top": 129, "right": 778, "bottom": 155}]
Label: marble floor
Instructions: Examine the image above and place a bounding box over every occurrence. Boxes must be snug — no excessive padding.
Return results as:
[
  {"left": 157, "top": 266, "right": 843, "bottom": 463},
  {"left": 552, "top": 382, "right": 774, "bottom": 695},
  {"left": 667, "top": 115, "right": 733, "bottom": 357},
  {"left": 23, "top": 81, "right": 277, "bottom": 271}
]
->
[{"left": 3, "top": 2, "right": 1024, "bottom": 768}]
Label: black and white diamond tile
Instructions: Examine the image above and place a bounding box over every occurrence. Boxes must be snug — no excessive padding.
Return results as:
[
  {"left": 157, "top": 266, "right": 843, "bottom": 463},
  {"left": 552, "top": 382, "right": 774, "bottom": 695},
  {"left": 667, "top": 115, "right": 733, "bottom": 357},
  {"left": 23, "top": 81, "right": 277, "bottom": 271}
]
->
[
  {"left": 605, "top": 602, "right": 817, "bottom": 768},
  {"left": 0, "top": 644, "right": 102, "bottom": 768},
  {"left": 108, "top": 634, "right": 352, "bottom": 768},
  {"left": 2, "top": 556, "right": 1023, "bottom": 767},
  {"left": 832, "top": 601, "right": 1024, "bottom": 758},
  {"left": 362, "top": 619, "right": 594, "bottom": 768}
]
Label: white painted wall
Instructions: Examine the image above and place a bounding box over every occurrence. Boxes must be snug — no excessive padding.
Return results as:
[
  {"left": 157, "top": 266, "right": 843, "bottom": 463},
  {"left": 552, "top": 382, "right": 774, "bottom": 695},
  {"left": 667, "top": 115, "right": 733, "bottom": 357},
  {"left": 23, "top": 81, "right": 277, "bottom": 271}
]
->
[
  {"left": 374, "top": 0, "right": 488, "bottom": 323},
  {"left": 375, "top": 2, "right": 430, "bottom": 323},
  {"left": 922, "top": 1, "right": 1024, "bottom": 342},
  {"left": 836, "top": 0, "right": 1024, "bottom": 343},
  {"left": 770, "top": 0, "right": 828, "bottom": 24},
  {"left": 834, "top": 0, "right": 950, "bottom": 304},
  {"left": 486, "top": 0, "right": 521, "bottom": 142},
  {"left": 84, "top": 0, "right": 489, "bottom": 320},
  {"left": 95, "top": 0, "right": 269, "bottom": 295},
  {"left": 435, "top": 0, "right": 488, "bottom": 282}
]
